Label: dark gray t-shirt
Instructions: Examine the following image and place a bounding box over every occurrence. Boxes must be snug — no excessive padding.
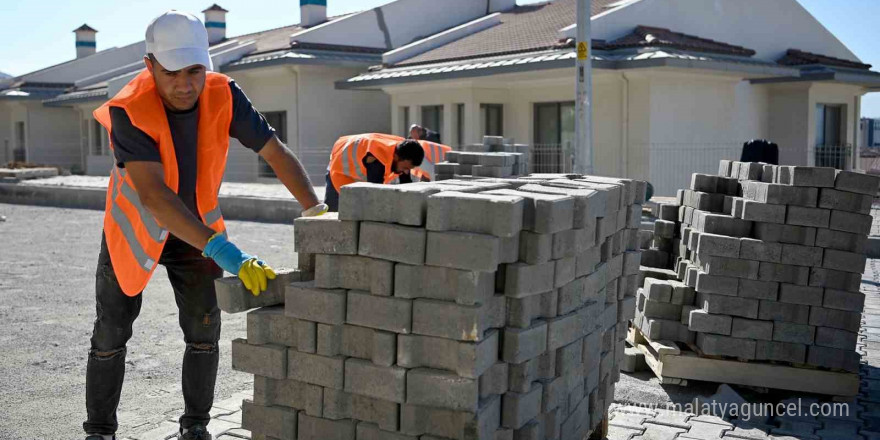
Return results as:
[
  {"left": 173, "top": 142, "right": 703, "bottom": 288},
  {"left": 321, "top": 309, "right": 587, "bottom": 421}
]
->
[{"left": 109, "top": 79, "right": 275, "bottom": 215}]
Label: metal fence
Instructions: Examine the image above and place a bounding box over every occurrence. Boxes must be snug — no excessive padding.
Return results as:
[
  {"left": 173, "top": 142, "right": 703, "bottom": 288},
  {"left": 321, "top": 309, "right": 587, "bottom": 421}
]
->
[
  {"left": 810, "top": 145, "right": 852, "bottom": 170},
  {"left": 531, "top": 143, "right": 574, "bottom": 174}
]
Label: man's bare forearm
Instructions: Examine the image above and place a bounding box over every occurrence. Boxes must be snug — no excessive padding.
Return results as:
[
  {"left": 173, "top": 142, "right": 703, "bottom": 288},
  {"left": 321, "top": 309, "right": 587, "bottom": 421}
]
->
[
  {"left": 261, "top": 137, "right": 320, "bottom": 209},
  {"left": 143, "top": 186, "right": 216, "bottom": 250}
]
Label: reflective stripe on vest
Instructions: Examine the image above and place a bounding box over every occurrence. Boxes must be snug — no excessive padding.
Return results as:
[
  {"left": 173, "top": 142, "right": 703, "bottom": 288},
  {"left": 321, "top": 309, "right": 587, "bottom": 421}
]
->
[
  {"left": 114, "top": 167, "right": 168, "bottom": 243},
  {"left": 340, "top": 138, "right": 368, "bottom": 182}
]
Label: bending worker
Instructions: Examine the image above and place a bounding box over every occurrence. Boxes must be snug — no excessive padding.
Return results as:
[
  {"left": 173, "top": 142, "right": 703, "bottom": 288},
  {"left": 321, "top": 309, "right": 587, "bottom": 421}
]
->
[
  {"left": 323, "top": 133, "right": 450, "bottom": 211},
  {"left": 84, "top": 11, "right": 325, "bottom": 440}
]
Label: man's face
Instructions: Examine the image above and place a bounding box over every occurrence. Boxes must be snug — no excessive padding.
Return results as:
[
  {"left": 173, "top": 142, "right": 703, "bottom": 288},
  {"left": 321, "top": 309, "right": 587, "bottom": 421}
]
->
[
  {"left": 409, "top": 127, "right": 421, "bottom": 140},
  {"left": 394, "top": 159, "right": 415, "bottom": 174},
  {"left": 144, "top": 56, "right": 206, "bottom": 111}
]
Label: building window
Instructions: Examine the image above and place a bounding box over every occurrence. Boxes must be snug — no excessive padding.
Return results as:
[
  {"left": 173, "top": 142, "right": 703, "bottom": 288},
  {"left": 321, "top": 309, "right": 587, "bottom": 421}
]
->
[
  {"left": 815, "top": 104, "right": 848, "bottom": 169},
  {"left": 421, "top": 105, "right": 443, "bottom": 136},
  {"left": 533, "top": 102, "right": 575, "bottom": 173},
  {"left": 91, "top": 119, "right": 109, "bottom": 156},
  {"left": 14, "top": 121, "right": 26, "bottom": 162},
  {"left": 481, "top": 104, "right": 503, "bottom": 137},
  {"left": 258, "top": 111, "right": 287, "bottom": 178},
  {"left": 455, "top": 103, "right": 465, "bottom": 147},
  {"left": 401, "top": 106, "right": 411, "bottom": 137}
]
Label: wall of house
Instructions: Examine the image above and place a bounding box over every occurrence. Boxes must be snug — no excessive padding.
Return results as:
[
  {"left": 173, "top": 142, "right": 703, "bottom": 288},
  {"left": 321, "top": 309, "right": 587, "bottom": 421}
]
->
[
  {"left": 18, "top": 101, "right": 81, "bottom": 170},
  {"left": 807, "top": 82, "right": 864, "bottom": 168},
  {"left": 768, "top": 83, "right": 813, "bottom": 166},
  {"left": 0, "top": 102, "right": 12, "bottom": 163},
  {"left": 591, "top": 0, "right": 861, "bottom": 63},
  {"left": 228, "top": 64, "right": 390, "bottom": 183}
]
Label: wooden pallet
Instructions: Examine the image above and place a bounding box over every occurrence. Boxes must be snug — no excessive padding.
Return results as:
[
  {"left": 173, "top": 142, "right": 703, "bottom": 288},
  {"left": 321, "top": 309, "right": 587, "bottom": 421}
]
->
[
  {"left": 627, "top": 326, "right": 860, "bottom": 396},
  {"left": 588, "top": 414, "right": 608, "bottom": 440}
]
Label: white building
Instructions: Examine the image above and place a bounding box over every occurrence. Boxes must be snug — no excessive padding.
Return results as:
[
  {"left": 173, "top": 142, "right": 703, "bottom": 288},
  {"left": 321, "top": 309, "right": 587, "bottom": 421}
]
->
[
  {"left": 338, "top": 0, "right": 880, "bottom": 195},
  {"left": 0, "top": 0, "right": 511, "bottom": 182}
]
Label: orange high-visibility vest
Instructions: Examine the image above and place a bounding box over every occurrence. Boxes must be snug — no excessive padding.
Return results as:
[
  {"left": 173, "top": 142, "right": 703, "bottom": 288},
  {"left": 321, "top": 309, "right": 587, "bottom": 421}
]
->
[
  {"left": 409, "top": 140, "right": 452, "bottom": 182},
  {"left": 93, "top": 70, "right": 234, "bottom": 296},
  {"left": 327, "top": 133, "right": 398, "bottom": 191}
]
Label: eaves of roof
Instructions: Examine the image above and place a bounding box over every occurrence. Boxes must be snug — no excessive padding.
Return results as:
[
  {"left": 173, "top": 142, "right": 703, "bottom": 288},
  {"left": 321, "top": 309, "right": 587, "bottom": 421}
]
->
[
  {"left": 750, "top": 65, "right": 880, "bottom": 88},
  {"left": 336, "top": 48, "right": 799, "bottom": 90},
  {"left": 222, "top": 49, "right": 382, "bottom": 73},
  {"left": 42, "top": 88, "right": 108, "bottom": 106}
]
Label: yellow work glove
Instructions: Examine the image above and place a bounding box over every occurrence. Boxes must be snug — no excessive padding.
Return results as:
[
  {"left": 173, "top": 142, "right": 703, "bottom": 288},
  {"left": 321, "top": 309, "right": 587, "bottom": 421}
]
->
[
  {"left": 238, "top": 258, "right": 277, "bottom": 296},
  {"left": 301, "top": 203, "right": 329, "bottom": 217}
]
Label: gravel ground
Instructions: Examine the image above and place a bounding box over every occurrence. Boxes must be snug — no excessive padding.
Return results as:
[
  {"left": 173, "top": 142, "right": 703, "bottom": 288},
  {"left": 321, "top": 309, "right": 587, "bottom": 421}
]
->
[{"left": 0, "top": 203, "right": 299, "bottom": 440}]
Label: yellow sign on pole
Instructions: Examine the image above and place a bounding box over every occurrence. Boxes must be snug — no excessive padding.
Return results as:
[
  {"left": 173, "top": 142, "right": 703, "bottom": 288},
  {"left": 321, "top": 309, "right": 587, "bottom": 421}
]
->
[{"left": 577, "top": 41, "right": 588, "bottom": 60}]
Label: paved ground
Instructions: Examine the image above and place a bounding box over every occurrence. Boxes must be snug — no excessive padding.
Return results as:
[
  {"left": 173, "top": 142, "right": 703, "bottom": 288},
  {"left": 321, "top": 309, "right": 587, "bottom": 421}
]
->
[{"left": 0, "top": 203, "right": 298, "bottom": 440}]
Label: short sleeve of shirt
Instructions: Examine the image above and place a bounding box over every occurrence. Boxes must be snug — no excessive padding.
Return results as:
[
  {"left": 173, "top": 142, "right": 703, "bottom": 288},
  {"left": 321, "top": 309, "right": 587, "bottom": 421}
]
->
[
  {"left": 228, "top": 80, "right": 276, "bottom": 153},
  {"left": 363, "top": 153, "right": 386, "bottom": 184},
  {"left": 109, "top": 106, "right": 160, "bottom": 167}
]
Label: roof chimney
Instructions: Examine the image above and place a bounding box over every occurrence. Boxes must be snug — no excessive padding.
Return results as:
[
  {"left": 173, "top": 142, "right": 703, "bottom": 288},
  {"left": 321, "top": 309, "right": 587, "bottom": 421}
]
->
[
  {"left": 203, "top": 4, "right": 229, "bottom": 44},
  {"left": 300, "top": 0, "right": 327, "bottom": 28},
  {"left": 73, "top": 24, "right": 98, "bottom": 58}
]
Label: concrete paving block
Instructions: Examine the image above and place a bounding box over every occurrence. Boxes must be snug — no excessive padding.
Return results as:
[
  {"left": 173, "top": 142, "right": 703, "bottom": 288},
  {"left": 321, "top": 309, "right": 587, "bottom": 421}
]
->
[
  {"left": 697, "top": 213, "right": 753, "bottom": 238},
  {"left": 696, "top": 333, "right": 756, "bottom": 359},
  {"left": 426, "top": 191, "right": 524, "bottom": 237},
  {"left": 778, "top": 283, "right": 824, "bottom": 306},
  {"left": 339, "top": 325, "right": 373, "bottom": 359},
  {"left": 344, "top": 358, "right": 406, "bottom": 403},
  {"left": 503, "top": 261, "right": 556, "bottom": 298},
  {"left": 412, "top": 295, "right": 505, "bottom": 342},
  {"left": 518, "top": 183, "right": 606, "bottom": 228},
  {"left": 338, "top": 182, "right": 444, "bottom": 226},
  {"left": 758, "top": 300, "right": 810, "bottom": 324},
  {"left": 547, "top": 307, "right": 590, "bottom": 351},
  {"left": 755, "top": 340, "right": 807, "bottom": 364},
  {"left": 216, "top": 268, "right": 304, "bottom": 313},
  {"left": 576, "top": 246, "right": 601, "bottom": 278},
  {"left": 406, "top": 367, "right": 480, "bottom": 412},
  {"left": 623, "top": 251, "right": 641, "bottom": 276},
  {"left": 778, "top": 166, "right": 836, "bottom": 187},
  {"left": 758, "top": 262, "right": 809, "bottom": 285},
  {"left": 695, "top": 272, "right": 739, "bottom": 297},
  {"left": 815, "top": 228, "right": 867, "bottom": 254},
  {"left": 506, "top": 289, "right": 558, "bottom": 329},
  {"left": 242, "top": 400, "right": 298, "bottom": 440},
  {"left": 700, "top": 255, "right": 760, "bottom": 279},
  {"left": 644, "top": 278, "right": 673, "bottom": 302},
  {"left": 372, "top": 331, "right": 397, "bottom": 367},
  {"left": 754, "top": 222, "right": 818, "bottom": 246},
  {"left": 482, "top": 189, "right": 574, "bottom": 234},
  {"left": 730, "top": 317, "right": 773, "bottom": 341},
  {"left": 397, "top": 330, "right": 498, "bottom": 379},
  {"left": 296, "top": 320, "right": 317, "bottom": 353},
  {"left": 346, "top": 290, "right": 412, "bottom": 334},
  {"left": 560, "top": 394, "right": 591, "bottom": 440},
  {"left": 640, "top": 249, "right": 669, "bottom": 269},
  {"left": 317, "top": 323, "right": 343, "bottom": 357},
  {"left": 654, "top": 219, "right": 676, "bottom": 239},
  {"left": 809, "top": 307, "right": 861, "bottom": 332},
  {"left": 253, "top": 376, "right": 323, "bottom": 416},
  {"left": 314, "top": 254, "right": 394, "bottom": 296},
  {"left": 508, "top": 350, "right": 557, "bottom": 394},
  {"left": 394, "top": 263, "right": 493, "bottom": 306},
  {"left": 288, "top": 350, "right": 345, "bottom": 389},
  {"left": 691, "top": 173, "right": 718, "bottom": 193},
  {"left": 426, "top": 230, "right": 501, "bottom": 272},
  {"left": 822, "top": 288, "right": 865, "bottom": 312},
  {"left": 248, "top": 306, "right": 297, "bottom": 347},
  {"left": 294, "top": 213, "right": 359, "bottom": 255},
  {"left": 358, "top": 222, "right": 426, "bottom": 265},
  {"left": 739, "top": 200, "right": 786, "bottom": 223},
  {"left": 552, "top": 227, "right": 594, "bottom": 260},
  {"left": 680, "top": 305, "right": 697, "bottom": 325},
  {"left": 828, "top": 210, "right": 873, "bottom": 235},
  {"left": 738, "top": 238, "right": 782, "bottom": 263},
  {"left": 786, "top": 206, "right": 831, "bottom": 228},
  {"left": 835, "top": 170, "right": 880, "bottom": 195},
  {"left": 502, "top": 382, "right": 544, "bottom": 430},
  {"left": 297, "top": 412, "right": 356, "bottom": 440},
  {"left": 480, "top": 361, "right": 509, "bottom": 399},
  {"left": 809, "top": 267, "right": 861, "bottom": 291},
  {"left": 806, "top": 346, "right": 860, "bottom": 373},
  {"left": 719, "top": 160, "right": 733, "bottom": 177},
  {"left": 822, "top": 249, "right": 867, "bottom": 274},
  {"left": 642, "top": 298, "right": 683, "bottom": 320},
  {"left": 322, "top": 387, "right": 352, "bottom": 420},
  {"left": 697, "top": 292, "right": 759, "bottom": 319},
  {"left": 737, "top": 279, "right": 778, "bottom": 301},
  {"left": 231, "top": 339, "right": 287, "bottom": 379},
  {"left": 819, "top": 188, "right": 873, "bottom": 214},
  {"left": 558, "top": 276, "right": 590, "bottom": 316},
  {"left": 688, "top": 309, "right": 732, "bottom": 335},
  {"left": 285, "top": 281, "right": 347, "bottom": 325},
  {"left": 399, "top": 394, "right": 501, "bottom": 439},
  {"left": 815, "top": 327, "right": 858, "bottom": 350},
  {"left": 779, "top": 244, "right": 823, "bottom": 267},
  {"left": 355, "top": 422, "right": 413, "bottom": 440},
  {"left": 697, "top": 233, "right": 741, "bottom": 258},
  {"left": 519, "top": 231, "right": 553, "bottom": 264}
]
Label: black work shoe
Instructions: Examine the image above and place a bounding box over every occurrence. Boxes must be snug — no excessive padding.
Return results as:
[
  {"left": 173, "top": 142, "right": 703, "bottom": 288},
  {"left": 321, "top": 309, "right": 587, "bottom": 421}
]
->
[{"left": 179, "top": 426, "right": 212, "bottom": 440}]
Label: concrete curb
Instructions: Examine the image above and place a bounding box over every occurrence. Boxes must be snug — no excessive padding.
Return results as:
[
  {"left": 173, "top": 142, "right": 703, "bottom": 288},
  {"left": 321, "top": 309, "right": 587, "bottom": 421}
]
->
[{"left": 0, "top": 183, "right": 303, "bottom": 224}]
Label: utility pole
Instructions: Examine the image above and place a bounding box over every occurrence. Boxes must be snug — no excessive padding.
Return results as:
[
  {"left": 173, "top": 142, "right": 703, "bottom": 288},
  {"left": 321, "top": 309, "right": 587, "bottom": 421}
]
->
[{"left": 574, "top": 0, "right": 593, "bottom": 175}]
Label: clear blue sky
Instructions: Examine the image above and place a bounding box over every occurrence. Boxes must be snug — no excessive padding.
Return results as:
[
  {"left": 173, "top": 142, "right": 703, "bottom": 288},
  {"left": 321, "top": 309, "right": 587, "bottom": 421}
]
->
[{"left": 0, "top": 0, "right": 877, "bottom": 116}]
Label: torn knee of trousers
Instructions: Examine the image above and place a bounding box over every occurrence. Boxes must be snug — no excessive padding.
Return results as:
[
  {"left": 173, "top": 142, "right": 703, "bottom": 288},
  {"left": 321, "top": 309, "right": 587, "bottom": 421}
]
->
[
  {"left": 90, "top": 347, "right": 126, "bottom": 359},
  {"left": 187, "top": 342, "right": 217, "bottom": 353}
]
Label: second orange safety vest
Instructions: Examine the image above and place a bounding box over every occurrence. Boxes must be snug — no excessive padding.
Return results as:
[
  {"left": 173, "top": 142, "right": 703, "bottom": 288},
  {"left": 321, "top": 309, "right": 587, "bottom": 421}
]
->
[
  {"left": 94, "top": 70, "right": 234, "bottom": 296},
  {"left": 328, "top": 133, "right": 451, "bottom": 189}
]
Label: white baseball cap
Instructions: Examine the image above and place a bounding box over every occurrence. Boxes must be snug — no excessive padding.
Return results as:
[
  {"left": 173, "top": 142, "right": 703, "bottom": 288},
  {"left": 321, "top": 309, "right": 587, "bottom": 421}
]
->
[{"left": 145, "top": 11, "right": 213, "bottom": 72}]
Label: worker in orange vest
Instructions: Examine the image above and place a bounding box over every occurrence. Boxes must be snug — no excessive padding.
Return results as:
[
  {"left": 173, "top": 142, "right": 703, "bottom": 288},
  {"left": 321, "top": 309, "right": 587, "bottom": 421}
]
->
[
  {"left": 84, "top": 11, "right": 326, "bottom": 440},
  {"left": 323, "top": 133, "right": 426, "bottom": 211}
]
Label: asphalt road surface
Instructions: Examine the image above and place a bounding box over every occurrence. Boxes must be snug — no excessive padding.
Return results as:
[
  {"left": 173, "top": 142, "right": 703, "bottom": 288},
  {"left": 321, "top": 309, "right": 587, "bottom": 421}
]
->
[{"left": 0, "top": 203, "right": 298, "bottom": 440}]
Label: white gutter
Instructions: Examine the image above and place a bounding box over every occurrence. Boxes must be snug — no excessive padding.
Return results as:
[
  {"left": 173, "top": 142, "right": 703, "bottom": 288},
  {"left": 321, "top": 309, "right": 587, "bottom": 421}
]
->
[{"left": 382, "top": 13, "right": 502, "bottom": 66}]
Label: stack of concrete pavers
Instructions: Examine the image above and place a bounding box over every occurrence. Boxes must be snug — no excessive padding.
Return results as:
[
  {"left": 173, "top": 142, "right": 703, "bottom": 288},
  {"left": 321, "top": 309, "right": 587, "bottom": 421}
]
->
[
  {"left": 671, "top": 160, "right": 878, "bottom": 375},
  {"left": 217, "top": 172, "right": 646, "bottom": 440},
  {"left": 639, "top": 201, "right": 682, "bottom": 269},
  {"left": 437, "top": 137, "right": 530, "bottom": 180}
]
